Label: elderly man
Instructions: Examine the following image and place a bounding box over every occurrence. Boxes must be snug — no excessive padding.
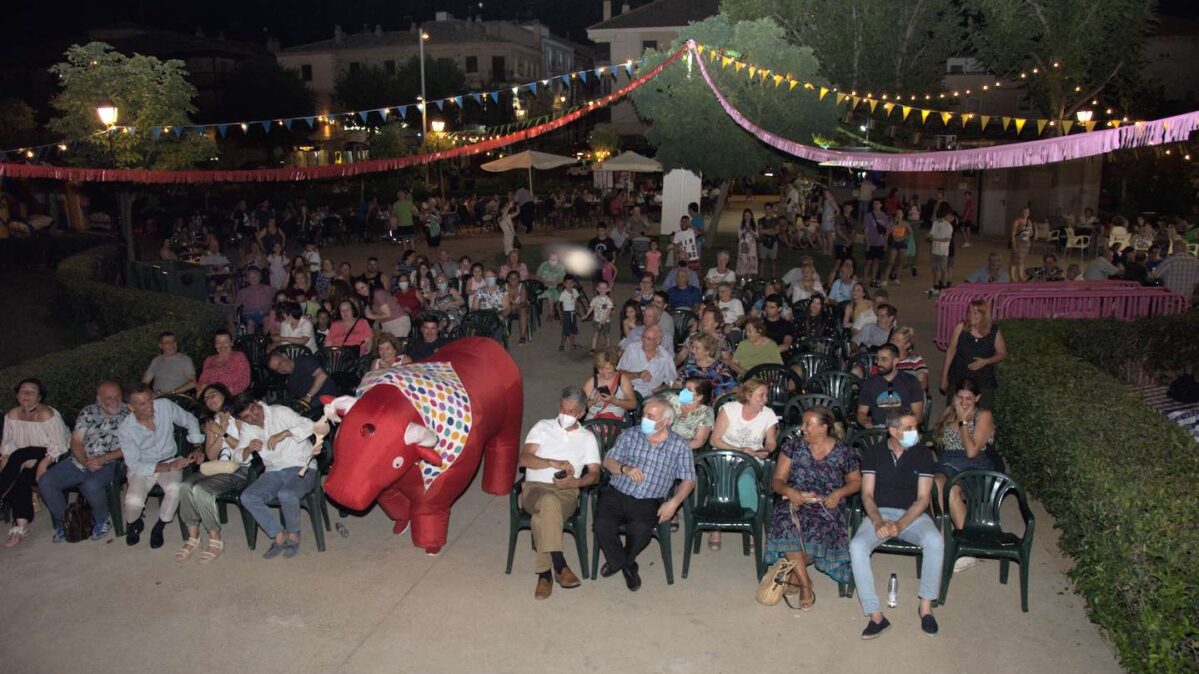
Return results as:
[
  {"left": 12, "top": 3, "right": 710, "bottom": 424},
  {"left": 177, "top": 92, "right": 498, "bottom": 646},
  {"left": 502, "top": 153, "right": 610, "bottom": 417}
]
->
[
  {"left": 594, "top": 395, "right": 695, "bottom": 591},
  {"left": 119, "top": 384, "right": 204, "bottom": 548},
  {"left": 852, "top": 410, "right": 942, "bottom": 638},
  {"left": 519, "top": 387, "right": 601, "bottom": 599},
  {"left": 619, "top": 304, "right": 669, "bottom": 351},
  {"left": 617, "top": 326, "right": 676, "bottom": 399},
  {"left": 1083, "top": 247, "right": 1122, "bottom": 280},
  {"left": 704, "top": 250, "right": 737, "bottom": 297},
  {"left": 267, "top": 350, "right": 338, "bottom": 408},
  {"left": 667, "top": 268, "right": 703, "bottom": 310},
  {"left": 38, "top": 381, "right": 129, "bottom": 541},
  {"left": 967, "top": 253, "right": 1011, "bottom": 283},
  {"left": 232, "top": 393, "right": 319, "bottom": 558},
  {"left": 857, "top": 344, "right": 925, "bottom": 428},
  {"left": 1153, "top": 245, "right": 1199, "bottom": 302}
]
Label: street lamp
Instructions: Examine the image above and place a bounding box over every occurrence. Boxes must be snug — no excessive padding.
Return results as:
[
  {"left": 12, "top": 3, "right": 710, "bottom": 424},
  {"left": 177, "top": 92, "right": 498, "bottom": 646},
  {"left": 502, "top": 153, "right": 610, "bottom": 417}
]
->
[
  {"left": 1076, "top": 109, "right": 1094, "bottom": 124},
  {"left": 96, "top": 100, "right": 119, "bottom": 128},
  {"left": 430, "top": 119, "right": 445, "bottom": 134},
  {"left": 418, "top": 29, "right": 430, "bottom": 138}
]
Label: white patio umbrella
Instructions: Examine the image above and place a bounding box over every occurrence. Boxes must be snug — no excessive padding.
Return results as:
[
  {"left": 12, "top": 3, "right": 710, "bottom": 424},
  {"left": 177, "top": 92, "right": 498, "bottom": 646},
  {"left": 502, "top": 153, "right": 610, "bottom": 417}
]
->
[
  {"left": 594, "top": 151, "right": 663, "bottom": 173},
  {"left": 480, "top": 150, "right": 577, "bottom": 194}
]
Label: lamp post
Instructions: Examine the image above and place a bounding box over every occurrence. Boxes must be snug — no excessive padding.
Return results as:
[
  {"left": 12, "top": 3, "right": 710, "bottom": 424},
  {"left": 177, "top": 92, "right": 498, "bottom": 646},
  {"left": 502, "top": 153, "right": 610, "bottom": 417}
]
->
[
  {"left": 96, "top": 99, "right": 136, "bottom": 265},
  {"left": 418, "top": 28, "right": 430, "bottom": 184},
  {"left": 96, "top": 99, "right": 119, "bottom": 167},
  {"left": 430, "top": 119, "right": 446, "bottom": 197},
  {"left": 1075, "top": 109, "right": 1094, "bottom": 124}
]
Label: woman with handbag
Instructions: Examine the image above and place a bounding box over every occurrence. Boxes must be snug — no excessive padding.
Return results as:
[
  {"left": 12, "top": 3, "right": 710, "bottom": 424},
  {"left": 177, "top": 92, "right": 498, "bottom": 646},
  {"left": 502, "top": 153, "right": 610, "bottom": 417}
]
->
[
  {"left": 764, "top": 407, "right": 861, "bottom": 610},
  {"left": 326, "top": 300, "right": 374, "bottom": 356}
]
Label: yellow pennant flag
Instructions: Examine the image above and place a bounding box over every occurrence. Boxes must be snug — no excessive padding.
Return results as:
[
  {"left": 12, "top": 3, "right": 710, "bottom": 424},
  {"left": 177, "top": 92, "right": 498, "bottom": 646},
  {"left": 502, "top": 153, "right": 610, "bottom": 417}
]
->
[
  {"left": 1061, "top": 120, "right": 1074, "bottom": 134},
  {"left": 961, "top": 114, "right": 971, "bottom": 128},
  {"left": 1001, "top": 117, "right": 1012, "bottom": 131},
  {"left": 748, "top": 66, "right": 757, "bottom": 78},
  {"left": 850, "top": 96, "right": 861, "bottom": 109},
  {"left": 789, "top": 80, "right": 799, "bottom": 91},
  {"left": 979, "top": 115, "right": 990, "bottom": 130},
  {"left": 1036, "top": 119, "right": 1048, "bottom": 135},
  {"left": 1014, "top": 118, "right": 1027, "bottom": 134},
  {"left": 865, "top": 99, "right": 877, "bottom": 113},
  {"left": 901, "top": 106, "right": 912, "bottom": 121},
  {"left": 710, "top": 51, "right": 718, "bottom": 62},
  {"left": 1109, "top": 120, "right": 1121, "bottom": 128},
  {"left": 921, "top": 109, "right": 932, "bottom": 124},
  {"left": 1082, "top": 121, "right": 1097, "bottom": 132},
  {"left": 721, "top": 56, "right": 732, "bottom": 68},
  {"left": 883, "top": 102, "right": 895, "bottom": 116},
  {"left": 940, "top": 111, "right": 953, "bottom": 126},
  {"left": 734, "top": 61, "right": 744, "bottom": 72},
  {"left": 696, "top": 45, "right": 705, "bottom": 55},
  {"left": 773, "top": 74, "right": 784, "bottom": 87},
  {"left": 803, "top": 82, "right": 815, "bottom": 90},
  {"left": 760, "top": 69, "right": 771, "bottom": 80},
  {"left": 836, "top": 93, "right": 848, "bottom": 105},
  {"left": 819, "top": 87, "right": 830, "bottom": 100}
]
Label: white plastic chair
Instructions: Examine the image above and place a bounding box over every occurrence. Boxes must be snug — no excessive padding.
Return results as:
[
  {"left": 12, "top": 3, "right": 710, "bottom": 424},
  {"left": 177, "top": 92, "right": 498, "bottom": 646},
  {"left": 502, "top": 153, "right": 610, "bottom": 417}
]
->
[
  {"left": 1063, "top": 227, "right": 1091, "bottom": 260},
  {"left": 1032, "top": 221, "right": 1051, "bottom": 242}
]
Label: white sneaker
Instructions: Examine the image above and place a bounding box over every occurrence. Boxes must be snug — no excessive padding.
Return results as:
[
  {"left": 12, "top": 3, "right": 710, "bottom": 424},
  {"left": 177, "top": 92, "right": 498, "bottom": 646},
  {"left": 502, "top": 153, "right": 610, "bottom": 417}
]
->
[
  {"left": 953, "top": 556, "right": 978, "bottom": 572},
  {"left": 962, "top": 241, "right": 973, "bottom": 247}
]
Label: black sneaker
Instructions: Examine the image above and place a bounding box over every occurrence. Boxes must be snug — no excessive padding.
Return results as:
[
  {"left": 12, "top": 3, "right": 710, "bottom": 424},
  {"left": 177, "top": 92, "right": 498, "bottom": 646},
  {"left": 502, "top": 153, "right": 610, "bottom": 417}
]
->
[
  {"left": 125, "top": 518, "right": 145, "bottom": 547},
  {"left": 860, "top": 616, "right": 891, "bottom": 640},
  {"left": 149, "top": 521, "right": 166, "bottom": 549},
  {"left": 622, "top": 562, "right": 641, "bottom": 592},
  {"left": 920, "top": 612, "right": 939, "bottom": 637}
]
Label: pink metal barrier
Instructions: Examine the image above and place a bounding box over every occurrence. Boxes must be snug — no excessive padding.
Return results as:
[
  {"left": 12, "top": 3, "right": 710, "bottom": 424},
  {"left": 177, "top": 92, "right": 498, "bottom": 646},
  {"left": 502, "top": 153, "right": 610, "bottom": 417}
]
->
[{"left": 934, "top": 281, "right": 1185, "bottom": 350}]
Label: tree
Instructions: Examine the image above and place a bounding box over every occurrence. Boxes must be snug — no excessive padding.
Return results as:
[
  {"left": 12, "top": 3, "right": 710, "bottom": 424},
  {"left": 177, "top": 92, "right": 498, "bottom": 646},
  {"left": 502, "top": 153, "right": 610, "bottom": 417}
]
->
[
  {"left": 335, "top": 57, "right": 466, "bottom": 124},
  {"left": 963, "top": 0, "right": 1157, "bottom": 123},
  {"left": 587, "top": 123, "right": 618, "bottom": 161},
  {"left": 0, "top": 98, "right": 37, "bottom": 149},
  {"left": 212, "top": 57, "right": 314, "bottom": 122},
  {"left": 723, "top": 0, "right": 965, "bottom": 93}
]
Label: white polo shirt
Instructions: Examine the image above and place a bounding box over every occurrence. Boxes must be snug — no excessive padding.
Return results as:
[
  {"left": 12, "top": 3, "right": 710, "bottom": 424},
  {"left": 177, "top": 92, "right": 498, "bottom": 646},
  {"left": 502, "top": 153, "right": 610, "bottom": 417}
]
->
[{"left": 523, "top": 419, "right": 600, "bottom": 484}]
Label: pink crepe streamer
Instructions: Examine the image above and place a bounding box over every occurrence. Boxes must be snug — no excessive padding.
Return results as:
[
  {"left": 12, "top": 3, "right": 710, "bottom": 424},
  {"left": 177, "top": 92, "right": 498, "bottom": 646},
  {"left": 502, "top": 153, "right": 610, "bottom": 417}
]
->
[{"left": 690, "top": 42, "right": 1199, "bottom": 172}]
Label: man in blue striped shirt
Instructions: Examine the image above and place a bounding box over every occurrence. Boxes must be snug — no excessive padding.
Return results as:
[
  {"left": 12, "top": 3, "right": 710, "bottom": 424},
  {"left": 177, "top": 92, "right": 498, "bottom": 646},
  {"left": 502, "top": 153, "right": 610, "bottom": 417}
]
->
[{"left": 595, "top": 396, "right": 695, "bottom": 591}]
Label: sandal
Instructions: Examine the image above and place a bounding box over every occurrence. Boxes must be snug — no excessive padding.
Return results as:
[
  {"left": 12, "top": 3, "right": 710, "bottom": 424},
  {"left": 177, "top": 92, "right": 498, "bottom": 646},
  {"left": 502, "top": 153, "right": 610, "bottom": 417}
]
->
[
  {"left": 707, "top": 533, "right": 721, "bottom": 551},
  {"left": 799, "top": 587, "right": 816, "bottom": 612},
  {"left": 199, "top": 539, "right": 224, "bottom": 564},
  {"left": 4, "top": 526, "right": 26, "bottom": 548},
  {"left": 175, "top": 537, "right": 200, "bottom": 562}
]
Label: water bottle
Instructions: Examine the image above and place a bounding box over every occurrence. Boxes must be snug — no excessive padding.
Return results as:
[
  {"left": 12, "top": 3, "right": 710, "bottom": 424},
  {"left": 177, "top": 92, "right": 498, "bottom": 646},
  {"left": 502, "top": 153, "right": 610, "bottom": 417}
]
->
[{"left": 886, "top": 573, "right": 899, "bottom": 608}]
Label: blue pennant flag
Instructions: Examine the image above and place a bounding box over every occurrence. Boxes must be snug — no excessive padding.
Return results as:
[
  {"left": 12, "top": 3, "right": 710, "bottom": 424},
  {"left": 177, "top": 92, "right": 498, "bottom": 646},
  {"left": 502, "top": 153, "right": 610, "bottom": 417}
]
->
[
  {"left": 561, "top": 74, "right": 570, "bottom": 85},
  {"left": 472, "top": 93, "right": 483, "bottom": 105},
  {"left": 258, "top": 121, "right": 270, "bottom": 133},
  {"left": 195, "top": 126, "right": 207, "bottom": 136},
  {"left": 489, "top": 91, "right": 500, "bottom": 104},
  {"left": 172, "top": 127, "right": 183, "bottom": 138},
  {"left": 434, "top": 99, "right": 444, "bottom": 111},
  {"left": 284, "top": 119, "right": 294, "bottom": 130},
  {"left": 595, "top": 68, "right": 604, "bottom": 79},
  {"left": 398, "top": 105, "right": 410, "bottom": 119},
  {"left": 580, "top": 70, "right": 588, "bottom": 82},
  {"left": 217, "top": 125, "right": 228, "bottom": 138},
  {"left": 150, "top": 127, "right": 162, "bottom": 140},
  {"left": 529, "top": 82, "right": 538, "bottom": 96},
  {"left": 358, "top": 111, "right": 370, "bottom": 123},
  {"left": 303, "top": 117, "right": 315, "bottom": 128},
  {"left": 625, "top": 62, "right": 635, "bottom": 77},
  {"left": 454, "top": 96, "right": 463, "bottom": 108}
]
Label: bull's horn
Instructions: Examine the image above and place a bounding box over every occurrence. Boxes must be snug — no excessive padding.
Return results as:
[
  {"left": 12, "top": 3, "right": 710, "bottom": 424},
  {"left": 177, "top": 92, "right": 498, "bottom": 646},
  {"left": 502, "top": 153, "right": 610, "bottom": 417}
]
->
[{"left": 404, "top": 423, "right": 439, "bottom": 447}]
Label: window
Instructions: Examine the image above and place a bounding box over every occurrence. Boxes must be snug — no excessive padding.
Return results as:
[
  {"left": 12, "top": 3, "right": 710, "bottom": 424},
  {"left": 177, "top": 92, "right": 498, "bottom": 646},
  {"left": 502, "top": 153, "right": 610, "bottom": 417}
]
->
[
  {"left": 300, "top": 64, "right": 312, "bottom": 82},
  {"left": 348, "top": 62, "right": 361, "bottom": 74},
  {"left": 384, "top": 60, "right": 396, "bottom": 75},
  {"left": 642, "top": 40, "right": 658, "bottom": 52},
  {"left": 465, "top": 55, "right": 478, "bottom": 73},
  {"left": 492, "top": 55, "right": 506, "bottom": 80}
]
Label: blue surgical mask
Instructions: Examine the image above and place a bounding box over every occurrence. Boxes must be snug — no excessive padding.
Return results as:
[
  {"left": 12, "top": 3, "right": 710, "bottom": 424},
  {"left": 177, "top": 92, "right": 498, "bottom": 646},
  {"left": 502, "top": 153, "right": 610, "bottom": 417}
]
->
[
  {"left": 678, "top": 388, "right": 695, "bottom": 405},
  {"left": 639, "top": 417, "right": 658, "bottom": 435},
  {"left": 437, "top": 282, "right": 448, "bottom": 291},
  {"left": 485, "top": 277, "right": 497, "bottom": 286},
  {"left": 900, "top": 430, "right": 919, "bottom": 448}
]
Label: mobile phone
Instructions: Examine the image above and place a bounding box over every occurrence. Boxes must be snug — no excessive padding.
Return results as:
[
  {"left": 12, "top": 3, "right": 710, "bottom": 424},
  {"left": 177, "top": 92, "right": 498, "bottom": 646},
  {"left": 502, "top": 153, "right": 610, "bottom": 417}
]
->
[
  {"left": 597, "top": 385, "right": 611, "bottom": 396},
  {"left": 553, "top": 470, "right": 568, "bottom": 479}
]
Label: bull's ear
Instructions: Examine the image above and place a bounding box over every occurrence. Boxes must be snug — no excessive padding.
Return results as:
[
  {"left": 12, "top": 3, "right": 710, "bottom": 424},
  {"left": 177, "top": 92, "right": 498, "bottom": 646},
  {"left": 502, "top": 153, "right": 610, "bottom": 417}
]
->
[{"left": 404, "top": 423, "right": 439, "bottom": 447}]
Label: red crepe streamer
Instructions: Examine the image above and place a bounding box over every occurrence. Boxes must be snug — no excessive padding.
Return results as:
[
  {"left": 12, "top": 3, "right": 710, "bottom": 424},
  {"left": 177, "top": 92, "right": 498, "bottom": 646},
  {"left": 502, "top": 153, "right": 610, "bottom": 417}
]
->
[{"left": 0, "top": 48, "right": 685, "bottom": 184}]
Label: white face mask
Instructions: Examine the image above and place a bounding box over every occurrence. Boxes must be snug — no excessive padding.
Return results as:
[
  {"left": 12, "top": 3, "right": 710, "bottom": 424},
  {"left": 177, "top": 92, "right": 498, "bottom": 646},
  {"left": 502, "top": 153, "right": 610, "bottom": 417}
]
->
[
  {"left": 398, "top": 281, "right": 410, "bottom": 291},
  {"left": 557, "top": 413, "right": 577, "bottom": 429}
]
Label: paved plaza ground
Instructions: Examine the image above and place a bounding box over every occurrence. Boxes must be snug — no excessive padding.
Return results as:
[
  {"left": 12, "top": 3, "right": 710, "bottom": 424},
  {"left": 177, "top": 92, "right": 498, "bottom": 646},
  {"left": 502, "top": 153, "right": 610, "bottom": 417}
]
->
[{"left": 0, "top": 201, "right": 1122, "bottom": 674}]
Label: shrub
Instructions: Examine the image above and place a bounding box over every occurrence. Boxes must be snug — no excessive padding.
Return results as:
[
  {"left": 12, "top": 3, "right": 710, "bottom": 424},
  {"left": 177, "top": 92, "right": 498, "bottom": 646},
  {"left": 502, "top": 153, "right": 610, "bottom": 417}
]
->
[
  {"left": 995, "top": 319, "right": 1198, "bottom": 673},
  {"left": 0, "top": 232, "right": 115, "bottom": 270},
  {"left": 0, "top": 245, "right": 225, "bottom": 420}
]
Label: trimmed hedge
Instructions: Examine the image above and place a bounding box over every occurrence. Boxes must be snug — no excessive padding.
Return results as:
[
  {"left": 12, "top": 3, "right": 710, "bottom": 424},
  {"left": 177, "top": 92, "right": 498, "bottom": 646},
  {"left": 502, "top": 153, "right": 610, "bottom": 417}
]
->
[
  {"left": 0, "top": 232, "right": 115, "bottom": 270},
  {"left": 995, "top": 318, "right": 1198, "bottom": 673},
  {"left": 0, "top": 245, "right": 225, "bottom": 420},
  {"left": 1059, "top": 312, "right": 1199, "bottom": 385}
]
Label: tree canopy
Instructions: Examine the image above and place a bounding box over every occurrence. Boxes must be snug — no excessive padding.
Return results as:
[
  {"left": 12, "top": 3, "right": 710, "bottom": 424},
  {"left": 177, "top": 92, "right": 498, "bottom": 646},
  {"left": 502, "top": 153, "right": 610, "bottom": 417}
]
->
[
  {"left": 334, "top": 57, "right": 466, "bottom": 122},
  {"left": 0, "top": 99, "right": 37, "bottom": 150},
  {"left": 47, "top": 42, "right": 214, "bottom": 169},
  {"left": 630, "top": 15, "right": 838, "bottom": 181},
  {"left": 212, "top": 57, "right": 314, "bottom": 123},
  {"left": 722, "top": 0, "right": 965, "bottom": 94}
]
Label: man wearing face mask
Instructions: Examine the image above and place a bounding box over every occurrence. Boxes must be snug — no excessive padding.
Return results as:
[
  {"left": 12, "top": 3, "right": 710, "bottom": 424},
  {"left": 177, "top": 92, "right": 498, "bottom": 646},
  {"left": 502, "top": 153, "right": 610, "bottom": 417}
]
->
[
  {"left": 857, "top": 343, "right": 925, "bottom": 428},
  {"left": 517, "top": 387, "right": 601, "bottom": 599},
  {"left": 851, "top": 410, "right": 942, "bottom": 639},
  {"left": 594, "top": 396, "right": 695, "bottom": 592}
]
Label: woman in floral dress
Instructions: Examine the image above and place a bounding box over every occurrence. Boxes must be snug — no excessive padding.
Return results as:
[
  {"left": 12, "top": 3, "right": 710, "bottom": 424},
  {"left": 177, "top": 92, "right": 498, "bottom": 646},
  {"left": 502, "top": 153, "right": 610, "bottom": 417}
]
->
[
  {"left": 736, "top": 208, "right": 759, "bottom": 276},
  {"left": 766, "top": 407, "right": 861, "bottom": 610}
]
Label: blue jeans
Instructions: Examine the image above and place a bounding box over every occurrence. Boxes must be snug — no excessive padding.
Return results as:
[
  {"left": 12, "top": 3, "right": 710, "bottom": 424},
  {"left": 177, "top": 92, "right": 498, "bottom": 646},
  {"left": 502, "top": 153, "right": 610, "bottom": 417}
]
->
[
  {"left": 240, "top": 467, "right": 318, "bottom": 538},
  {"left": 849, "top": 507, "right": 943, "bottom": 615},
  {"left": 38, "top": 459, "right": 119, "bottom": 525}
]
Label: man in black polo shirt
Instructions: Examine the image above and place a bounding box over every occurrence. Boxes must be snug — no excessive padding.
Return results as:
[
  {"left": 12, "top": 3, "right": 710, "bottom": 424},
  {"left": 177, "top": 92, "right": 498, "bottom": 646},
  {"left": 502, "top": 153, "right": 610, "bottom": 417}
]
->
[
  {"left": 406, "top": 317, "right": 450, "bottom": 361},
  {"left": 267, "top": 351, "right": 338, "bottom": 410},
  {"left": 760, "top": 294, "right": 794, "bottom": 355},
  {"left": 857, "top": 344, "right": 925, "bottom": 428},
  {"left": 851, "top": 410, "right": 942, "bottom": 639}
]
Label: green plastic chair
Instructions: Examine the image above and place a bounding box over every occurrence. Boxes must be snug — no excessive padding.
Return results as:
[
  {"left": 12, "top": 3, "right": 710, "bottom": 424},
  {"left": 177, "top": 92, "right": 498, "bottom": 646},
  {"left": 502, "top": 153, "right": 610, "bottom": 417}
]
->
[
  {"left": 845, "top": 482, "right": 943, "bottom": 598},
  {"left": 787, "top": 352, "right": 839, "bottom": 383},
  {"left": 939, "top": 470, "right": 1036, "bottom": 612},
  {"left": 799, "top": 335, "right": 847, "bottom": 366},
  {"left": 504, "top": 478, "right": 590, "bottom": 578},
  {"left": 743, "top": 364, "right": 803, "bottom": 416},
  {"left": 682, "top": 450, "right": 767, "bottom": 580},
  {"left": 847, "top": 427, "right": 889, "bottom": 454},
  {"left": 105, "top": 424, "right": 199, "bottom": 540},
  {"left": 458, "top": 309, "right": 509, "bottom": 348},
  {"left": 521, "top": 279, "right": 546, "bottom": 335},
  {"left": 808, "top": 370, "right": 860, "bottom": 411},
  {"left": 667, "top": 307, "right": 698, "bottom": 349},
  {"left": 782, "top": 393, "right": 845, "bottom": 426}
]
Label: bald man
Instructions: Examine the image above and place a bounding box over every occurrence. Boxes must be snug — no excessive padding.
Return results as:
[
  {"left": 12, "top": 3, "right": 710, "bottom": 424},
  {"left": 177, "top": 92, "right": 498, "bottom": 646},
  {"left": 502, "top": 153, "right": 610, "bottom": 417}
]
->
[
  {"left": 617, "top": 325, "right": 677, "bottom": 398},
  {"left": 38, "top": 382, "right": 130, "bottom": 542}
]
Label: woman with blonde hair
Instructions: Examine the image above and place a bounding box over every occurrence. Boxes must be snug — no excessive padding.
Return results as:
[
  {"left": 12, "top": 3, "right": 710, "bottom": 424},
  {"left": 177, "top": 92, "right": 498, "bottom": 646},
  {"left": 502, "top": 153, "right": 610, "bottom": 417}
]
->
[
  {"left": 708, "top": 377, "right": 779, "bottom": 549},
  {"left": 676, "top": 332, "right": 737, "bottom": 398},
  {"left": 582, "top": 348, "right": 636, "bottom": 421},
  {"left": 940, "top": 300, "right": 1006, "bottom": 405}
]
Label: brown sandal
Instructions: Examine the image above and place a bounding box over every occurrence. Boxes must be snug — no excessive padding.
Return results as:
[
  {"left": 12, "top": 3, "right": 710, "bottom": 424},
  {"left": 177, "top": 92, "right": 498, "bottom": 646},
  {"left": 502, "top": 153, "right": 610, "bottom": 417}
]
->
[
  {"left": 199, "top": 539, "right": 224, "bottom": 564},
  {"left": 175, "top": 537, "right": 200, "bottom": 562}
]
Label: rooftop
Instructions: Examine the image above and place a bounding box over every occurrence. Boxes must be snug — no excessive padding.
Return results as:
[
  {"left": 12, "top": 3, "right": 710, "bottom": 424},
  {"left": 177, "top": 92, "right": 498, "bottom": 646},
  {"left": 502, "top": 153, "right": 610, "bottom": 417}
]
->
[{"left": 588, "top": 0, "right": 720, "bottom": 31}]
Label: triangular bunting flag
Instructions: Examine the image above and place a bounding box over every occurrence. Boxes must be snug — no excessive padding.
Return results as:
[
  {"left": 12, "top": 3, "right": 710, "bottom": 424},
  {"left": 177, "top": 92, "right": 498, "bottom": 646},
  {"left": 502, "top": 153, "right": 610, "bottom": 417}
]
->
[
  {"left": 819, "top": 86, "right": 829, "bottom": 100},
  {"left": 1014, "top": 118, "right": 1027, "bottom": 134},
  {"left": 303, "top": 117, "right": 315, "bottom": 128},
  {"left": 979, "top": 116, "right": 990, "bottom": 130},
  {"left": 195, "top": 126, "right": 207, "bottom": 136},
  {"left": 734, "top": 62, "right": 745, "bottom": 72},
  {"left": 454, "top": 96, "right": 463, "bottom": 108},
  {"left": 258, "top": 121, "right": 270, "bottom": 133},
  {"left": 721, "top": 56, "right": 732, "bottom": 68},
  {"left": 472, "top": 93, "right": 483, "bottom": 105},
  {"left": 624, "top": 62, "right": 634, "bottom": 76},
  {"left": 172, "top": 126, "right": 183, "bottom": 137},
  {"left": 580, "top": 70, "right": 588, "bottom": 82},
  {"left": 850, "top": 96, "right": 860, "bottom": 109},
  {"left": 358, "top": 111, "right": 369, "bottom": 123},
  {"left": 434, "top": 100, "right": 445, "bottom": 111},
  {"left": 961, "top": 114, "right": 970, "bottom": 128},
  {"left": 561, "top": 74, "right": 571, "bottom": 85},
  {"left": 773, "top": 75, "right": 784, "bottom": 87},
  {"left": 789, "top": 80, "right": 798, "bottom": 91},
  {"left": 901, "top": 106, "right": 912, "bottom": 121},
  {"left": 867, "top": 99, "right": 879, "bottom": 113},
  {"left": 940, "top": 112, "right": 953, "bottom": 126},
  {"left": 883, "top": 102, "right": 894, "bottom": 116},
  {"left": 1001, "top": 117, "right": 1012, "bottom": 131},
  {"left": 150, "top": 127, "right": 162, "bottom": 139},
  {"left": 748, "top": 66, "right": 757, "bottom": 78},
  {"left": 595, "top": 68, "right": 604, "bottom": 79},
  {"left": 529, "top": 82, "right": 538, "bottom": 96},
  {"left": 836, "top": 93, "right": 848, "bottom": 105},
  {"left": 1061, "top": 120, "right": 1074, "bottom": 134},
  {"left": 490, "top": 91, "right": 500, "bottom": 104},
  {"left": 216, "top": 125, "right": 228, "bottom": 138},
  {"left": 1109, "top": 120, "right": 1122, "bottom": 128},
  {"left": 920, "top": 109, "right": 932, "bottom": 124},
  {"left": 1082, "top": 121, "right": 1097, "bottom": 132},
  {"left": 1036, "top": 119, "right": 1048, "bottom": 135}
]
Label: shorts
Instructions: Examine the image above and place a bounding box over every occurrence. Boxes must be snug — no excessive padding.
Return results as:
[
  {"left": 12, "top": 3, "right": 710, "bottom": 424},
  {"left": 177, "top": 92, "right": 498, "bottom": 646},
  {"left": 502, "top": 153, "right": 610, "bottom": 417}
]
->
[
  {"left": 865, "top": 245, "right": 885, "bottom": 261},
  {"left": 243, "top": 310, "right": 268, "bottom": 325},
  {"left": 562, "top": 311, "right": 578, "bottom": 337},
  {"left": 834, "top": 244, "right": 853, "bottom": 260},
  {"left": 758, "top": 243, "right": 778, "bottom": 260},
  {"left": 935, "top": 451, "right": 994, "bottom": 477},
  {"left": 820, "top": 221, "right": 835, "bottom": 233},
  {"left": 931, "top": 254, "right": 948, "bottom": 272},
  {"left": 889, "top": 240, "right": 908, "bottom": 251},
  {"left": 394, "top": 225, "right": 416, "bottom": 240},
  {"left": 595, "top": 320, "right": 611, "bottom": 336}
]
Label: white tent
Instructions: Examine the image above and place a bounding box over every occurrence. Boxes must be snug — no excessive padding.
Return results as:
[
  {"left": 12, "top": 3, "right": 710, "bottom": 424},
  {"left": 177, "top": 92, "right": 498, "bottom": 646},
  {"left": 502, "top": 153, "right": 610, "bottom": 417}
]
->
[
  {"left": 480, "top": 150, "right": 577, "bottom": 193},
  {"left": 594, "top": 151, "right": 663, "bottom": 173}
]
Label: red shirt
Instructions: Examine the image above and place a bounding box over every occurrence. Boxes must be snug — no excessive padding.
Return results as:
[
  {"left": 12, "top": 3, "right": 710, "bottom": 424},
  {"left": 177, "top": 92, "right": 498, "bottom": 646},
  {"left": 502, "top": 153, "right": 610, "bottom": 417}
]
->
[{"left": 394, "top": 289, "right": 423, "bottom": 316}]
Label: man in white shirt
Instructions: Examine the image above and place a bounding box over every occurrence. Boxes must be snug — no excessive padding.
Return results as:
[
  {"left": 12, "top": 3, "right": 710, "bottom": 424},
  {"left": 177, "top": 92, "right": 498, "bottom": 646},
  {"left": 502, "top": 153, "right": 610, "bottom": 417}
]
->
[
  {"left": 672, "top": 216, "right": 700, "bottom": 270},
  {"left": 704, "top": 250, "right": 737, "bottom": 297},
  {"left": 929, "top": 212, "right": 955, "bottom": 293},
  {"left": 1083, "top": 247, "right": 1123, "bottom": 280},
  {"left": 118, "top": 384, "right": 204, "bottom": 548},
  {"left": 617, "top": 326, "right": 676, "bottom": 398},
  {"left": 519, "top": 387, "right": 601, "bottom": 599},
  {"left": 232, "top": 394, "right": 319, "bottom": 559}
]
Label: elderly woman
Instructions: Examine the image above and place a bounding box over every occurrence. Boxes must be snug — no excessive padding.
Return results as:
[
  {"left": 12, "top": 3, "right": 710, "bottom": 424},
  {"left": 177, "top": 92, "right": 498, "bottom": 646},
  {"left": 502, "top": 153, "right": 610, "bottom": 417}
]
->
[
  {"left": 499, "top": 250, "right": 529, "bottom": 281},
  {"left": 789, "top": 266, "right": 824, "bottom": 304},
  {"left": 536, "top": 253, "right": 567, "bottom": 319},
  {"left": 767, "top": 407, "right": 861, "bottom": 609},
  {"left": 197, "top": 329, "right": 251, "bottom": 396},
  {"left": 370, "top": 333, "right": 406, "bottom": 371},
  {"left": 940, "top": 300, "right": 1007, "bottom": 404},
  {"left": 582, "top": 349, "right": 637, "bottom": 422},
  {"left": 1, "top": 378, "right": 70, "bottom": 546},
  {"left": 709, "top": 378, "right": 779, "bottom": 548},
  {"left": 933, "top": 377, "right": 997, "bottom": 573},
  {"left": 668, "top": 377, "right": 715, "bottom": 451},
  {"left": 730, "top": 318, "right": 783, "bottom": 376},
  {"left": 366, "top": 288, "right": 410, "bottom": 339},
  {"left": 431, "top": 274, "right": 466, "bottom": 322},
  {"left": 175, "top": 383, "right": 255, "bottom": 564},
  {"left": 327, "top": 300, "right": 374, "bottom": 356},
  {"left": 675, "top": 332, "right": 737, "bottom": 399}
]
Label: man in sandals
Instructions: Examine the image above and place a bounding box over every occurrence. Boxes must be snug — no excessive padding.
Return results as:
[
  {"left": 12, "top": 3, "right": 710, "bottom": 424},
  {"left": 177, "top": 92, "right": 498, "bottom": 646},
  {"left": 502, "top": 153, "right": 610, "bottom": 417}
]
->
[
  {"left": 231, "top": 394, "right": 319, "bottom": 559},
  {"left": 518, "top": 387, "right": 601, "bottom": 599}
]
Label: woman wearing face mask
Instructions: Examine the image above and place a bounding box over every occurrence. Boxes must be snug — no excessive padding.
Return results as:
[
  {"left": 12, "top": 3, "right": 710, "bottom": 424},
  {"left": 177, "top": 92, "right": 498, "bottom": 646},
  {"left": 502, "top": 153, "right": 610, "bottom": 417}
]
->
[
  {"left": 271, "top": 301, "right": 318, "bottom": 353},
  {"left": 393, "top": 273, "right": 423, "bottom": 316},
  {"left": 472, "top": 271, "right": 505, "bottom": 312},
  {"left": 582, "top": 349, "right": 636, "bottom": 422},
  {"left": 766, "top": 407, "right": 861, "bottom": 610},
  {"left": 708, "top": 378, "right": 779, "bottom": 549},
  {"left": 667, "top": 377, "right": 714, "bottom": 451},
  {"left": 431, "top": 274, "right": 466, "bottom": 325}
]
